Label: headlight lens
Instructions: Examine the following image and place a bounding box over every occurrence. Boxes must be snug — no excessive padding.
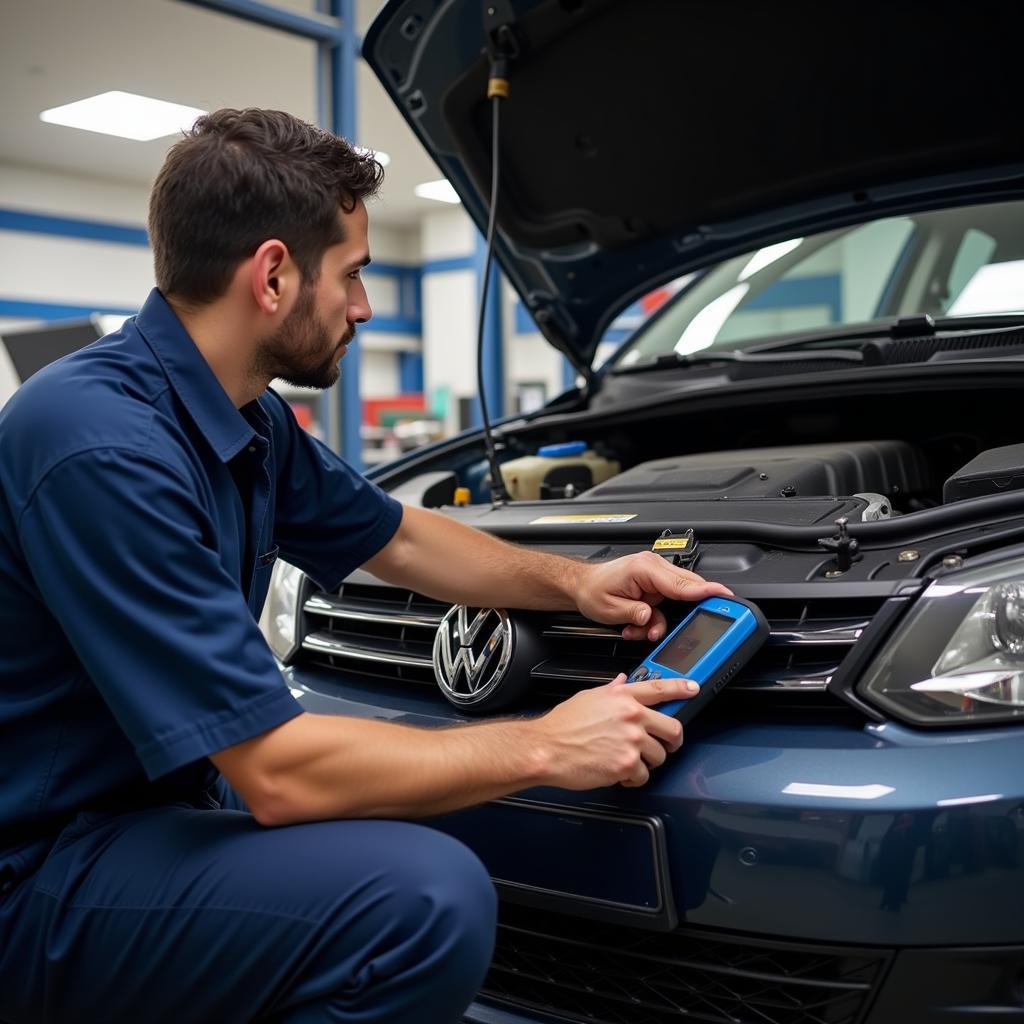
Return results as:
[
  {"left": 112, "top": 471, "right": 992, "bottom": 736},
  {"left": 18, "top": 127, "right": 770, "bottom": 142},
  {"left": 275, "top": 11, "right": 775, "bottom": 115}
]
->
[
  {"left": 860, "top": 558, "right": 1024, "bottom": 725},
  {"left": 259, "top": 559, "right": 304, "bottom": 662}
]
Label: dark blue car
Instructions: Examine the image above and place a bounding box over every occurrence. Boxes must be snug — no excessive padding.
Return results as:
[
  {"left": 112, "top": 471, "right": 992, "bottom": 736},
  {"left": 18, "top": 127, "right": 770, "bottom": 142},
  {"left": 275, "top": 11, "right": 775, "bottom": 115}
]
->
[{"left": 263, "top": 2, "right": 1024, "bottom": 1020}]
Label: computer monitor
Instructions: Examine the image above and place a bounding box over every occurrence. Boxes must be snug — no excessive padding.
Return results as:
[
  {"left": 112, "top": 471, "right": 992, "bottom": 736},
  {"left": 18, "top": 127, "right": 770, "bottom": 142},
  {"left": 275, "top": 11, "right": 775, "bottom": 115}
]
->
[{"left": 1, "top": 318, "right": 104, "bottom": 382}]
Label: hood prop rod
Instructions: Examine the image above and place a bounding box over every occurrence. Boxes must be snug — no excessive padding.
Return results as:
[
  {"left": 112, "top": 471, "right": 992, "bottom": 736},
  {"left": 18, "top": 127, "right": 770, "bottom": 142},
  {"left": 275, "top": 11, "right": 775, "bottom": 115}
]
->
[{"left": 475, "top": 2, "right": 520, "bottom": 505}]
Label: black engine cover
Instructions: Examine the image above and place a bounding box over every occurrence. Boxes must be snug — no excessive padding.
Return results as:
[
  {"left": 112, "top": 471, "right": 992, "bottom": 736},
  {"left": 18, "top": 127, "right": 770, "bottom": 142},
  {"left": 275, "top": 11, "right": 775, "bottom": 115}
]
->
[{"left": 584, "top": 441, "right": 928, "bottom": 502}]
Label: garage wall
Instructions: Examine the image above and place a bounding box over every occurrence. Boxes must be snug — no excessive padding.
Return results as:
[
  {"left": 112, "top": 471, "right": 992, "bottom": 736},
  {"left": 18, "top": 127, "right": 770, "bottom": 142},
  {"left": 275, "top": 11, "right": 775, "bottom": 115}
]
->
[
  {"left": 0, "top": 161, "right": 420, "bottom": 400},
  {"left": 0, "top": 164, "right": 151, "bottom": 332}
]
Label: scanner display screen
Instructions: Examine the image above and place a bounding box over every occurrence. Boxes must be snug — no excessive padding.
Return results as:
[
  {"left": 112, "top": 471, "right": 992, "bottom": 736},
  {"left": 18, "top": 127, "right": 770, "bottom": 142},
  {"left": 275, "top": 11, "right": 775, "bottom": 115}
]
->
[{"left": 655, "top": 610, "right": 732, "bottom": 675}]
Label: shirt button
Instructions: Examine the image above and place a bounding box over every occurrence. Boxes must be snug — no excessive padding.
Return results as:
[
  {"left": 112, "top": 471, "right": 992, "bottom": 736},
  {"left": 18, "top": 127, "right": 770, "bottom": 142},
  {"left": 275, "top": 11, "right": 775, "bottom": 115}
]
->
[{"left": 248, "top": 446, "right": 256, "bottom": 453}]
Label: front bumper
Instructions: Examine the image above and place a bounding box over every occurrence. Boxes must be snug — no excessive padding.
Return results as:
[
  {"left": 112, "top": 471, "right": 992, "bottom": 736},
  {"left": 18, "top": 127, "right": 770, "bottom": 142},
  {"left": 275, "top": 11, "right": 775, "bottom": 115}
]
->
[
  {"left": 290, "top": 663, "right": 1024, "bottom": 947},
  {"left": 291, "top": 663, "right": 1024, "bottom": 1020}
]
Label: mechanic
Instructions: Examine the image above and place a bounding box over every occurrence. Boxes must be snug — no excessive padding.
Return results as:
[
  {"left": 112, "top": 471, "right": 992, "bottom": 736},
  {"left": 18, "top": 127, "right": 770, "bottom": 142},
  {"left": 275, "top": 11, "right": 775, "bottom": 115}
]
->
[{"left": 0, "top": 109, "right": 731, "bottom": 1024}]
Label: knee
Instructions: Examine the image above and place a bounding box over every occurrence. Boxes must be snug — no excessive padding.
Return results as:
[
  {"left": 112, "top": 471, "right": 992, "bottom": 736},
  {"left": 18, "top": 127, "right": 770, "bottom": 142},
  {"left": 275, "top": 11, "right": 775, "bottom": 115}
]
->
[
  {"left": 398, "top": 827, "right": 497, "bottom": 976},
  {"left": 290, "top": 823, "right": 498, "bottom": 1021}
]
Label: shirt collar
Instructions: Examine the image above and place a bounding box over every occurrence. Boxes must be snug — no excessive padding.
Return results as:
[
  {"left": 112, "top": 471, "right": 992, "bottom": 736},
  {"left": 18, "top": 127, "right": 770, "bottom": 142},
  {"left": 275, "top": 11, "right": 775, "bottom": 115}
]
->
[{"left": 135, "top": 289, "right": 257, "bottom": 463}]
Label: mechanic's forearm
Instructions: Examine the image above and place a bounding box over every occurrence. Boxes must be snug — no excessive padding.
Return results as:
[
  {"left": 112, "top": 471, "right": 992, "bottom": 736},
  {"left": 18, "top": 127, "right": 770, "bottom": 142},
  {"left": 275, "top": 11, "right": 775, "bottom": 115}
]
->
[
  {"left": 365, "top": 505, "right": 587, "bottom": 610},
  {"left": 214, "top": 711, "right": 550, "bottom": 826}
]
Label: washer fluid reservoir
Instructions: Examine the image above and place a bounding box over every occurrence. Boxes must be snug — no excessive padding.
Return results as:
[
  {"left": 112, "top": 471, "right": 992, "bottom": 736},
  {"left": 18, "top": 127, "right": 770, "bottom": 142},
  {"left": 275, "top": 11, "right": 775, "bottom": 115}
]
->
[{"left": 498, "top": 442, "right": 620, "bottom": 501}]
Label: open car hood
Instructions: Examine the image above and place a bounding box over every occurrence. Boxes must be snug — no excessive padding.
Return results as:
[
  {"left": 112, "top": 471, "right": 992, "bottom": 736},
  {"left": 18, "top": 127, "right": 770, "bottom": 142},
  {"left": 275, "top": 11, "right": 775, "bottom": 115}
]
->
[{"left": 363, "top": 0, "right": 1024, "bottom": 375}]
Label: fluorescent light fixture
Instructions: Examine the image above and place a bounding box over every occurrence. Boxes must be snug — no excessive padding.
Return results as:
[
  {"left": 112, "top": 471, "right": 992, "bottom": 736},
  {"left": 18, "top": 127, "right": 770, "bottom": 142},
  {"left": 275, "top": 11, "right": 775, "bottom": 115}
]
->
[
  {"left": 355, "top": 146, "right": 390, "bottom": 167},
  {"left": 782, "top": 782, "right": 895, "bottom": 800},
  {"left": 414, "top": 179, "right": 461, "bottom": 204},
  {"left": 40, "top": 90, "right": 206, "bottom": 142},
  {"left": 739, "top": 238, "right": 803, "bottom": 281}
]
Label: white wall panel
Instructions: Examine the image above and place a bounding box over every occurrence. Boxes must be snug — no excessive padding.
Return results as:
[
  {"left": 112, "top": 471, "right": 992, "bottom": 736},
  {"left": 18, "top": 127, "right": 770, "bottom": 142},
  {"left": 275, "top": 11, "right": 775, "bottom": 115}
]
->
[
  {"left": 367, "top": 221, "right": 418, "bottom": 264},
  {"left": 360, "top": 349, "right": 400, "bottom": 398},
  {"left": 422, "top": 208, "right": 476, "bottom": 260},
  {"left": 422, "top": 269, "right": 477, "bottom": 433},
  {"left": 0, "top": 230, "right": 153, "bottom": 310},
  {"left": 0, "top": 164, "right": 151, "bottom": 223}
]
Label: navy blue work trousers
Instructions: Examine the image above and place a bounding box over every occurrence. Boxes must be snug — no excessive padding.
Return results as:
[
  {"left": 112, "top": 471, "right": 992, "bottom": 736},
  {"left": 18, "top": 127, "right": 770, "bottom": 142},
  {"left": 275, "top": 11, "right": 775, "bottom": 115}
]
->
[{"left": 0, "top": 793, "right": 497, "bottom": 1023}]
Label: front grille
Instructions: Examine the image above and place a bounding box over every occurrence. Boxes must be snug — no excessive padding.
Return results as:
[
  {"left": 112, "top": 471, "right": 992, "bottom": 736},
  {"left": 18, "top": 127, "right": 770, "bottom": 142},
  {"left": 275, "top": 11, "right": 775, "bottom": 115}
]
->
[
  {"left": 299, "top": 581, "right": 446, "bottom": 686},
  {"left": 480, "top": 903, "right": 891, "bottom": 1024},
  {"left": 298, "top": 581, "right": 883, "bottom": 713}
]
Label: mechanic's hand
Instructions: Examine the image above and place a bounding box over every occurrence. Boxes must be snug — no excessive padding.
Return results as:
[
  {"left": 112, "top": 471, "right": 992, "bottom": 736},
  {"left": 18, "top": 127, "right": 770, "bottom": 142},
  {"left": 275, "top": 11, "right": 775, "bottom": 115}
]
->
[
  {"left": 577, "top": 550, "right": 733, "bottom": 642},
  {"left": 530, "top": 674, "right": 696, "bottom": 790}
]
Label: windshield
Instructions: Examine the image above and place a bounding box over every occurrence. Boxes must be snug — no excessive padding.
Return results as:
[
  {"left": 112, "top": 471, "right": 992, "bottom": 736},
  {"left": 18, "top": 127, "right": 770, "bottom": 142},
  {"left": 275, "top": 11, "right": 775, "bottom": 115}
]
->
[{"left": 607, "top": 199, "right": 1024, "bottom": 369}]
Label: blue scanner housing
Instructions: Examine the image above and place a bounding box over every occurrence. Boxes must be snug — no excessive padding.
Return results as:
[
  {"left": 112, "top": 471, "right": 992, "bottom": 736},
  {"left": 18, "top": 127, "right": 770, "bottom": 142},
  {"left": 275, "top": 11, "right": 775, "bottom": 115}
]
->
[{"left": 627, "top": 596, "right": 770, "bottom": 722}]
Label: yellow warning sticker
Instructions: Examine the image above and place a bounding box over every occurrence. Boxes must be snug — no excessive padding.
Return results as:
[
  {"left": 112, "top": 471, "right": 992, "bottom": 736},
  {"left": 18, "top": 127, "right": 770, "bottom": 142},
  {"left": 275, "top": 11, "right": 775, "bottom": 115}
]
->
[
  {"left": 653, "top": 537, "right": 690, "bottom": 550},
  {"left": 530, "top": 513, "right": 638, "bottom": 525}
]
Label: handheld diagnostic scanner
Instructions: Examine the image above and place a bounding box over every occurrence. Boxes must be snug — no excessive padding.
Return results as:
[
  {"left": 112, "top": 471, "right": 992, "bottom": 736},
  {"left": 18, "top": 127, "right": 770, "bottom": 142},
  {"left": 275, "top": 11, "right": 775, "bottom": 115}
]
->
[{"left": 626, "top": 596, "right": 770, "bottom": 723}]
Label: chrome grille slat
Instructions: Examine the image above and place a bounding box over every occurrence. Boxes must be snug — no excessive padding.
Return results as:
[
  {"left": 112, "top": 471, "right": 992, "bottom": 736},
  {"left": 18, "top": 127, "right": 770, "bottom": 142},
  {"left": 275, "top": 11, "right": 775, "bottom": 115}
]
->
[
  {"left": 304, "top": 593, "right": 443, "bottom": 629},
  {"left": 531, "top": 657, "right": 836, "bottom": 691},
  {"left": 544, "top": 621, "right": 867, "bottom": 647},
  {"left": 301, "top": 630, "right": 434, "bottom": 668}
]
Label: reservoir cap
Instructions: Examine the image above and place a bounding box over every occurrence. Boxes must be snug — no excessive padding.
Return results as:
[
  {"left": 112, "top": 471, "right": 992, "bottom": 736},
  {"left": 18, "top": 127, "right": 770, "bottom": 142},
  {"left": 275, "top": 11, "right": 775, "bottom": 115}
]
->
[{"left": 537, "top": 441, "right": 587, "bottom": 458}]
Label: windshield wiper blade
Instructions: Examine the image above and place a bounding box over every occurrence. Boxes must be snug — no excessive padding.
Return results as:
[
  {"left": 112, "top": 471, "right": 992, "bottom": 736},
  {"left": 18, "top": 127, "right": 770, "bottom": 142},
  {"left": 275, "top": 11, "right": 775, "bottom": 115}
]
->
[
  {"left": 743, "top": 312, "right": 1024, "bottom": 355},
  {"left": 610, "top": 347, "right": 863, "bottom": 376},
  {"left": 612, "top": 313, "right": 1024, "bottom": 376}
]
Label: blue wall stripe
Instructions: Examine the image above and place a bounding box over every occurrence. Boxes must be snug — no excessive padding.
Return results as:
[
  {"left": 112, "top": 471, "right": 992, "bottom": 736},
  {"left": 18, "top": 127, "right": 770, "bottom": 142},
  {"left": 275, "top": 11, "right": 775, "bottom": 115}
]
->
[
  {"left": 0, "top": 208, "right": 150, "bottom": 248},
  {"left": 370, "top": 260, "right": 419, "bottom": 277},
  {"left": 422, "top": 255, "right": 476, "bottom": 274},
  {"left": 366, "top": 315, "right": 421, "bottom": 335},
  {"left": 0, "top": 298, "right": 139, "bottom": 321}
]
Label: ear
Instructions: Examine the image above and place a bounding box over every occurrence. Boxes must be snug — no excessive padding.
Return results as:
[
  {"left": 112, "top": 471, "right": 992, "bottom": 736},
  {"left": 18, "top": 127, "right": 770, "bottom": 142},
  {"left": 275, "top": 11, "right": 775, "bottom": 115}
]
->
[{"left": 249, "top": 239, "right": 294, "bottom": 315}]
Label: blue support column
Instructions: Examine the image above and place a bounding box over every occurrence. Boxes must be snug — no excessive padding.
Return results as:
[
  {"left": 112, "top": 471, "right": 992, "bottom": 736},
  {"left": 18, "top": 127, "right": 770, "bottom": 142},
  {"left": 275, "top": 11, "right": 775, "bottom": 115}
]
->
[
  {"left": 176, "top": 0, "right": 362, "bottom": 467},
  {"left": 398, "top": 352, "right": 424, "bottom": 393},
  {"left": 330, "top": 0, "right": 363, "bottom": 469},
  {"left": 473, "top": 231, "right": 504, "bottom": 427}
]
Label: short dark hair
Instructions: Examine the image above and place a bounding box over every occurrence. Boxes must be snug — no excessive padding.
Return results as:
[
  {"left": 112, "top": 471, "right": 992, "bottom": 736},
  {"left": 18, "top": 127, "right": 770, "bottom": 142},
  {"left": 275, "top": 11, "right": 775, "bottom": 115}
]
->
[{"left": 148, "top": 108, "right": 384, "bottom": 305}]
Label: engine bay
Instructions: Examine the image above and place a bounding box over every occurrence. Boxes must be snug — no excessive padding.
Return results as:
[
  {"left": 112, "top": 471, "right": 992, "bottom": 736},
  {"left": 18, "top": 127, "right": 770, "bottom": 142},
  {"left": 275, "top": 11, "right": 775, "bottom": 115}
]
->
[{"left": 387, "top": 370, "right": 1024, "bottom": 519}]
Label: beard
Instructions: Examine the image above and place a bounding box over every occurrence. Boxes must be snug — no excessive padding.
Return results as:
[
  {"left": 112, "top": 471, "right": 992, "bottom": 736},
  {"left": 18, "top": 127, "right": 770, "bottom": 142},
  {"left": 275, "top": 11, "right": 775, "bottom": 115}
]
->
[{"left": 255, "top": 282, "right": 354, "bottom": 391}]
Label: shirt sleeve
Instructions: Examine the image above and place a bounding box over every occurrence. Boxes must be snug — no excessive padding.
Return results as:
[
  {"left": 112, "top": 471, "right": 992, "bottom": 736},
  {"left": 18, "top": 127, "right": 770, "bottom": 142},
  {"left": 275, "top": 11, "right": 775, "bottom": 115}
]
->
[
  {"left": 17, "top": 447, "right": 303, "bottom": 780},
  {"left": 262, "top": 389, "right": 404, "bottom": 590}
]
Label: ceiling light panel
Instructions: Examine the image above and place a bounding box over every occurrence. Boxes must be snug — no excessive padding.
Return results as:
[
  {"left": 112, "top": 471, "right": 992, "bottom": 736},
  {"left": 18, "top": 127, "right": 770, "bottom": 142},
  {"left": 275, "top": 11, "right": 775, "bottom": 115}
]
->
[
  {"left": 414, "top": 179, "right": 461, "bottom": 204},
  {"left": 40, "top": 91, "right": 206, "bottom": 142}
]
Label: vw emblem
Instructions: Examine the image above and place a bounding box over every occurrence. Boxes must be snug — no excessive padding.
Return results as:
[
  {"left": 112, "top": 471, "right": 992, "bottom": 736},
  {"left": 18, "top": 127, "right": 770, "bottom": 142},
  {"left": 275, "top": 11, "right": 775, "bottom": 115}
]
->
[{"left": 433, "top": 606, "right": 513, "bottom": 707}]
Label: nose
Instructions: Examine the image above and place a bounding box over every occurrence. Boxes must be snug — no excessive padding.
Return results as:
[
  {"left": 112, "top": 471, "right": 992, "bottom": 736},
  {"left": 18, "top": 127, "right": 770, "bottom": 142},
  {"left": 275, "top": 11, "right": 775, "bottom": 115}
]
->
[{"left": 348, "top": 276, "right": 372, "bottom": 326}]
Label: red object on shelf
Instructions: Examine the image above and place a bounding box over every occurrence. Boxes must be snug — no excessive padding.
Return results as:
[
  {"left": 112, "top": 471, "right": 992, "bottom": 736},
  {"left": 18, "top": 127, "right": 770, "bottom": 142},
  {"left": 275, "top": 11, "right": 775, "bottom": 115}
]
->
[
  {"left": 640, "top": 287, "right": 673, "bottom": 314},
  {"left": 362, "top": 394, "right": 426, "bottom": 426}
]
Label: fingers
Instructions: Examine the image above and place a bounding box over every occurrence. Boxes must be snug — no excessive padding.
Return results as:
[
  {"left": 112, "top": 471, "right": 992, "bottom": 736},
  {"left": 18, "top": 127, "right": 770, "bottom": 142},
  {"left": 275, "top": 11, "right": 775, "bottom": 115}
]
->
[
  {"left": 599, "top": 675, "right": 689, "bottom": 788},
  {"left": 622, "top": 606, "right": 668, "bottom": 642},
  {"left": 623, "top": 676, "right": 698, "bottom": 707},
  {"left": 638, "top": 551, "right": 733, "bottom": 601},
  {"left": 639, "top": 705, "right": 684, "bottom": 751}
]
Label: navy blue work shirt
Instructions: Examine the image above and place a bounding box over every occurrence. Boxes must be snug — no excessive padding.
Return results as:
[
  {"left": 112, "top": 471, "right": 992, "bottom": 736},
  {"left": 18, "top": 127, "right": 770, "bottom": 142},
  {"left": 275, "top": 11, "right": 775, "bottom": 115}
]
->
[{"left": 0, "top": 289, "right": 402, "bottom": 869}]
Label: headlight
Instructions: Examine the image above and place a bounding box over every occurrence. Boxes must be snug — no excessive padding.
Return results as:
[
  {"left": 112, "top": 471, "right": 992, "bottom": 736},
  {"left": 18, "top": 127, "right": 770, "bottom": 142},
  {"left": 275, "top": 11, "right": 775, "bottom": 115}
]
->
[
  {"left": 860, "top": 557, "right": 1024, "bottom": 726},
  {"left": 259, "top": 559, "right": 304, "bottom": 662}
]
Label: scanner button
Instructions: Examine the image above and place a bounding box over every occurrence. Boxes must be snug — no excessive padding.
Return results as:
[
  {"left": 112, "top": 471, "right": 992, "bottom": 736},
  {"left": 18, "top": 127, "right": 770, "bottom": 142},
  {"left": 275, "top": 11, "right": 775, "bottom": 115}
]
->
[
  {"left": 648, "top": 670, "right": 662, "bottom": 680},
  {"left": 629, "top": 668, "right": 649, "bottom": 682}
]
